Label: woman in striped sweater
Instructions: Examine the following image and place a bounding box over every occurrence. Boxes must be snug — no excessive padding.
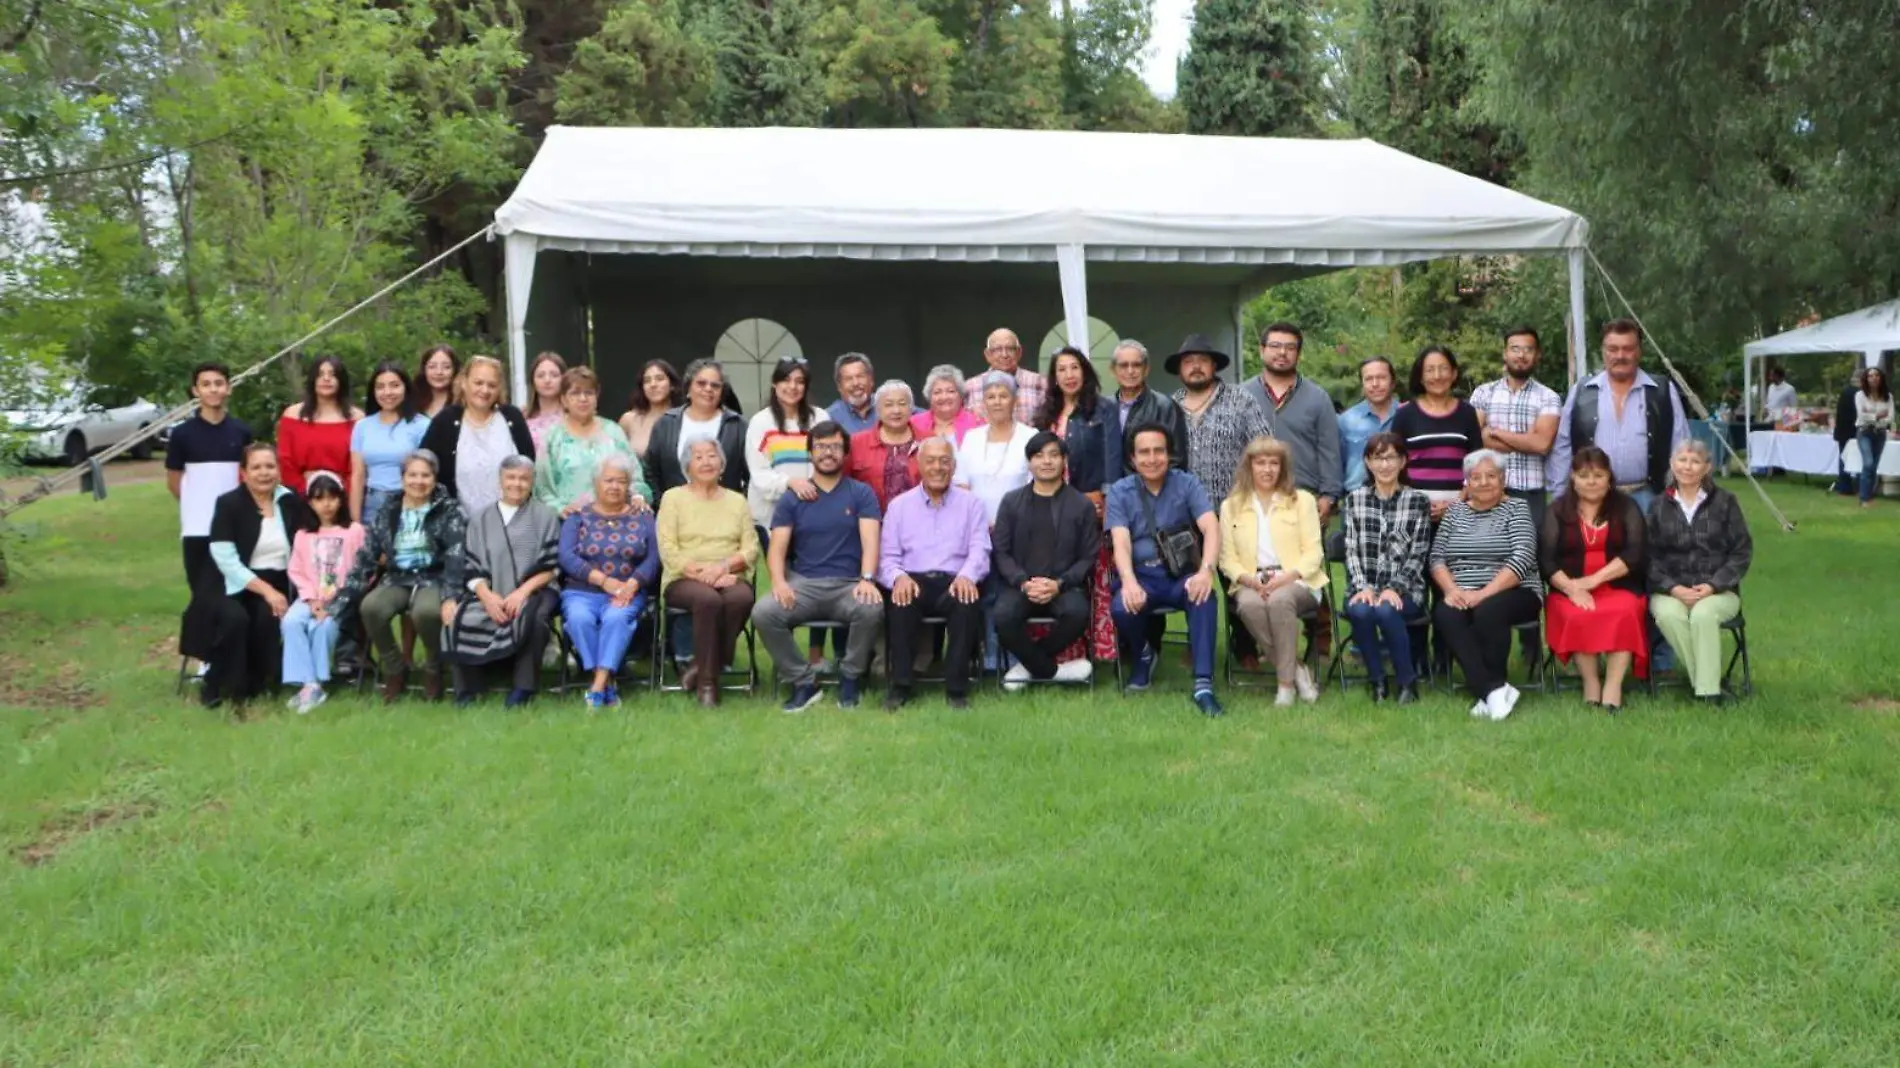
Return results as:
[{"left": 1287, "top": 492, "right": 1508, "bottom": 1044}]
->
[
  {"left": 1392, "top": 345, "right": 1483, "bottom": 522},
  {"left": 1429, "top": 449, "right": 1543, "bottom": 721}
]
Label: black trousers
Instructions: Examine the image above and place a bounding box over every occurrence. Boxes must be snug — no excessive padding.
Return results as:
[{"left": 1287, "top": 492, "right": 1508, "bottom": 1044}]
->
[
  {"left": 204, "top": 569, "right": 291, "bottom": 707},
  {"left": 182, "top": 536, "right": 212, "bottom": 588},
  {"left": 994, "top": 585, "right": 1089, "bottom": 679},
  {"left": 1431, "top": 586, "right": 1542, "bottom": 699},
  {"left": 886, "top": 572, "right": 981, "bottom": 697},
  {"left": 452, "top": 589, "right": 557, "bottom": 697}
]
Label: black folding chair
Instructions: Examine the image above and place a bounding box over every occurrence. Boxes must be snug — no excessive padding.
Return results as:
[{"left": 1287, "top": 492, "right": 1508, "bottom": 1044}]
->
[
  {"left": 994, "top": 615, "right": 1098, "bottom": 692},
  {"left": 1224, "top": 586, "right": 1330, "bottom": 691},
  {"left": 1646, "top": 608, "right": 1752, "bottom": 698},
  {"left": 656, "top": 607, "right": 758, "bottom": 697},
  {"left": 550, "top": 602, "right": 659, "bottom": 695},
  {"left": 772, "top": 619, "right": 850, "bottom": 699}
]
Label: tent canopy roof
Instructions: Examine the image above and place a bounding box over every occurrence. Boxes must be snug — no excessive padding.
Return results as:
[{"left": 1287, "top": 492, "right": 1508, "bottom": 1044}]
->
[
  {"left": 1743, "top": 299, "right": 1900, "bottom": 357},
  {"left": 494, "top": 126, "right": 1589, "bottom": 261}
]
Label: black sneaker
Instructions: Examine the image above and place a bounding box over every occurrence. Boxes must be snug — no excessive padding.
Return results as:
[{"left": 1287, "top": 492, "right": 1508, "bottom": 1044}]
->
[
  {"left": 883, "top": 689, "right": 910, "bottom": 713},
  {"left": 1396, "top": 682, "right": 1420, "bottom": 705},
  {"left": 1192, "top": 689, "right": 1225, "bottom": 717},
  {"left": 1369, "top": 681, "right": 1389, "bottom": 703},
  {"left": 505, "top": 689, "right": 534, "bottom": 709},
  {"left": 837, "top": 677, "right": 862, "bottom": 708},
  {"left": 782, "top": 683, "right": 823, "bottom": 715},
  {"left": 948, "top": 694, "right": 970, "bottom": 710}
]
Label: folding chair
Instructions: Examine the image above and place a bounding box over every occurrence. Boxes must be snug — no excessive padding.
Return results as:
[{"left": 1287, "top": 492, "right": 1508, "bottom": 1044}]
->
[
  {"left": 1224, "top": 588, "right": 1330, "bottom": 691},
  {"left": 550, "top": 603, "right": 659, "bottom": 695},
  {"left": 1646, "top": 609, "right": 1752, "bottom": 698},
  {"left": 772, "top": 619, "right": 851, "bottom": 700},
  {"left": 1328, "top": 606, "right": 1432, "bottom": 694},
  {"left": 886, "top": 612, "right": 986, "bottom": 695},
  {"left": 657, "top": 607, "right": 758, "bottom": 696},
  {"left": 994, "top": 616, "right": 1098, "bottom": 692}
]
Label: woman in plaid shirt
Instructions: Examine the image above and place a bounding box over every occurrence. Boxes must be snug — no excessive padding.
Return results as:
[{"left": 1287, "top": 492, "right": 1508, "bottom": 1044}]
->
[{"left": 1340, "top": 432, "right": 1433, "bottom": 703}]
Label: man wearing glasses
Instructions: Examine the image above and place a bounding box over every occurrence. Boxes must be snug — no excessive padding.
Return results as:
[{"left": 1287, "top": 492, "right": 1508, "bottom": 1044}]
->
[
  {"left": 1240, "top": 322, "right": 1343, "bottom": 523},
  {"left": 1470, "top": 326, "right": 1563, "bottom": 527},
  {"left": 963, "top": 328, "right": 1046, "bottom": 424}
]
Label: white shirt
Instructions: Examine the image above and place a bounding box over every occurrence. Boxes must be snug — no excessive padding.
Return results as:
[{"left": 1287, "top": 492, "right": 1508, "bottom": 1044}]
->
[
  {"left": 678, "top": 411, "right": 722, "bottom": 467},
  {"left": 1250, "top": 497, "right": 1282, "bottom": 571},
  {"left": 1763, "top": 381, "right": 1797, "bottom": 418},
  {"left": 250, "top": 514, "right": 290, "bottom": 571},
  {"left": 1673, "top": 489, "right": 1705, "bottom": 524},
  {"left": 953, "top": 421, "right": 1038, "bottom": 523},
  {"left": 457, "top": 415, "right": 515, "bottom": 518}
]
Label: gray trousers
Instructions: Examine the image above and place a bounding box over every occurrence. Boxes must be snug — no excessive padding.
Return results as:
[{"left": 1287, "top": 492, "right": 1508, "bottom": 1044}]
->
[{"left": 751, "top": 576, "right": 883, "bottom": 687}]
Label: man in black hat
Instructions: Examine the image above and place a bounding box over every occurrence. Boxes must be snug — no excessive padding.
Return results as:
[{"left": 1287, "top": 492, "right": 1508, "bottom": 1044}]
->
[
  {"left": 992, "top": 431, "right": 1102, "bottom": 688},
  {"left": 1169, "top": 333, "right": 1272, "bottom": 505}
]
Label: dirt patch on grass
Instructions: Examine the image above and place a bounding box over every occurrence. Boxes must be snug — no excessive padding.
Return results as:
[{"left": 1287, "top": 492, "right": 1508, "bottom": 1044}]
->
[
  {"left": 12, "top": 802, "right": 156, "bottom": 867},
  {"left": 1851, "top": 696, "right": 1900, "bottom": 713},
  {"left": 0, "top": 649, "right": 100, "bottom": 711}
]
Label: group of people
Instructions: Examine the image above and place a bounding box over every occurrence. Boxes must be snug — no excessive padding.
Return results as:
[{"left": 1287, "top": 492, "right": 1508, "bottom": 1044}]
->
[{"left": 167, "top": 316, "right": 1757, "bottom": 718}]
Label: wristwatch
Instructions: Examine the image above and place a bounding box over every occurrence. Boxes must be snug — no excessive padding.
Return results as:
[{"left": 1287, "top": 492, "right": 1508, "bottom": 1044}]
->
[{"left": 861, "top": 571, "right": 876, "bottom": 582}]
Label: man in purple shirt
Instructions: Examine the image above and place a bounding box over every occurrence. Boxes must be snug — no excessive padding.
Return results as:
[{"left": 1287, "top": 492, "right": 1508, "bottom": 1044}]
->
[{"left": 878, "top": 436, "right": 991, "bottom": 710}]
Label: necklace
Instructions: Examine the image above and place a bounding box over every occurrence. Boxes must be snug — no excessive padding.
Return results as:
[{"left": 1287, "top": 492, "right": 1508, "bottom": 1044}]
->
[{"left": 1580, "top": 520, "right": 1607, "bottom": 548}]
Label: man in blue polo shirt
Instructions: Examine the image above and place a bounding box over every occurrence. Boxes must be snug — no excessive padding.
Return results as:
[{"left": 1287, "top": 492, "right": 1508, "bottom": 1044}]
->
[
  {"left": 752, "top": 420, "right": 886, "bottom": 712},
  {"left": 1106, "top": 422, "right": 1224, "bottom": 716}
]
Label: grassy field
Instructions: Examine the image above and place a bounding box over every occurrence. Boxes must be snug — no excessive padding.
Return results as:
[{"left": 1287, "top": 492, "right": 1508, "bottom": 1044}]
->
[{"left": 3, "top": 480, "right": 1898, "bottom": 1066}]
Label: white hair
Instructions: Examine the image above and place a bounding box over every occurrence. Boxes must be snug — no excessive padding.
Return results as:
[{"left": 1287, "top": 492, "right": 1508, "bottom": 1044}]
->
[
  {"left": 1114, "top": 340, "right": 1149, "bottom": 365},
  {"left": 499, "top": 454, "right": 535, "bottom": 476},
  {"left": 923, "top": 364, "right": 966, "bottom": 399},
  {"left": 1462, "top": 449, "right": 1508, "bottom": 478},
  {"left": 979, "top": 370, "right": 1018, "bottom": 396},
  {"left": 874, "top": 379, "right": 914, "bottom": 409},
  {"left": 595, "top": 453, "right": 637, "bottom": 481},
  {"left": 687, "top": 437, "right": 727, "bottom": 472}
]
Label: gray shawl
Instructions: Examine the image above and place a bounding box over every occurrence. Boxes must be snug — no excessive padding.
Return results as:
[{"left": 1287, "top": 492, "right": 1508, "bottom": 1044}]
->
[{"left": 444, "top": 499, "right": 561, "bottom": 664}]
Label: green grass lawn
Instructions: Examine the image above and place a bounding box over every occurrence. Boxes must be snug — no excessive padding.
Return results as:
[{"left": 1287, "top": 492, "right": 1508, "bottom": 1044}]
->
[{"left": 4, "top": 480, "right": 1899, "bottom": 1065}]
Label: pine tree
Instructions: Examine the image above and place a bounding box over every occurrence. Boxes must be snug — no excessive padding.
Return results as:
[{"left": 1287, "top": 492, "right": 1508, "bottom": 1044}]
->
[{"left": 1176, "top": 0, "right": 1318, "bottom": 137}]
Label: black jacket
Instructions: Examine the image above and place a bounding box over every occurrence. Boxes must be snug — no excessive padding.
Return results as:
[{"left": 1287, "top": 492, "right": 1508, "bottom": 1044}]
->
[
  {"left": 1646, "top": 482, "right": 1752, "bottom": 594},
  {"left": 991, "top": 482, "right": 1101, "bottom": 593},
  {"left": 331, "top": 483, "right": 470, "bottom": 622},
  {"left": 1045, "top": 396, "right": 1110, "bottom": 494},
  {"left": 1539, "top": 494, "right": 1647, "bottom": 594},
  {"left": 645, "top": 405, "right": 748, "bottom": 498},
  {"left": 1835, "top": 386, "right": 1859, "bottom": 446},
  {"left": 418, "top": 404, "right": 536, "bottom": 501},
  {"left": 182, "top": 486, "right": 311, "bottom": 659},
  {"left": 1105, "top": 387, "right": 1189, "bottom": 478}
]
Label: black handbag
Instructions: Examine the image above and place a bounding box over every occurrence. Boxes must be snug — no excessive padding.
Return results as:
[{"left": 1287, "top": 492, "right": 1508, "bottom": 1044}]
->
[{"left": 1139, "top": 485, "right": 1202, "bottom": 579}]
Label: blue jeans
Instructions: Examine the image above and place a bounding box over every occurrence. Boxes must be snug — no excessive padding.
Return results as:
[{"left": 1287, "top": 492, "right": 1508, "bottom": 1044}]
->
[
  {"left": 562, "top": 589, "right": 647, "bottom": 673},
  {"left": 1343, "top": 595, "right": 1419, "bottom": 687},
  {"left": 1859, "top": 430, "right": 1887, "bottom": 503},
  {"left": 280, "top": 599, "right": 339, "bottom": 685},
  {"left": 1110, "top": 565, "right": 1219, "bottom": 688}
]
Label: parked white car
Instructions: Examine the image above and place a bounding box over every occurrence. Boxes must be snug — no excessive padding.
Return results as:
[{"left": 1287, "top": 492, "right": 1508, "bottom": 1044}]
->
[{"left": 1, "top": 384, "right": 170, "bottom": 465}]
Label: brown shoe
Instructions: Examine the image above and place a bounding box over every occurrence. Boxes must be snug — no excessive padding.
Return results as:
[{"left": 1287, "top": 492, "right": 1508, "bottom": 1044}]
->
[
  {"left": 678, "top": 663, "right": 700, "bottom": 693},
  {"left": 381, "top": 665, "right": 407, "bottom": 704},
  {"left": 697, "top": 682, "right": 721, "bottom": 708},
  {"left": 422, "top": 666, "right": 444, "bottom": 702}
]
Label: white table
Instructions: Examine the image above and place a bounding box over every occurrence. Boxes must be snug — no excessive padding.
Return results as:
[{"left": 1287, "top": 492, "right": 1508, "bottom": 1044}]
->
[
  {"left": 1747, "top": 431, "right": 1842, "bottom": 476},
  {"left": 1842, "top": 437, "right": 1900, "bottom": 479}
]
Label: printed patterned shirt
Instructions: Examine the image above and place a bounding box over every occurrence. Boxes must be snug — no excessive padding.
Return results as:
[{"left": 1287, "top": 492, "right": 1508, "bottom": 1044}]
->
[
  {"left": 1469, "top": 376, "right": 1562, "bottom": 491},
  {"left": 1172, "top": 380, "right": 1272, "bottom": 505}
]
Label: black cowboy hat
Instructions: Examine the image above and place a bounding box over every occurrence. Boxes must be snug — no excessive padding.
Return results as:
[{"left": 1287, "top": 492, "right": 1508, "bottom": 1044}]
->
[{"left": 1165, "top": 333, "right": 1231, "bottom": 375}]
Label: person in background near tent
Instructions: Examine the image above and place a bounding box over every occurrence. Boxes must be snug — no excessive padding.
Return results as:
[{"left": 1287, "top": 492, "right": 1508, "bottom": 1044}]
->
[
  {"left": 1339, "top": 357, "right": 1400, "bottom": 494},
  {"left": 1240, "top": 322, "right": 1343, "bottom": 522},
  {"left": 878, "top": 437, "right": 990, "bottom": 712},
  {"left": 645, "top": 358, "right": 748, "bottom": 501},
  {"left": 536, "top": 366, "right": 648, "bottom": 514},
  {"left": 1392, "top": 345, "right": 1484, "bottom": 522},
  {"left": 1104, "top": 340, "right": 1187, "bottom": 478},
  {"left": 963, "top": 328, "right": 1045, "bottom": 423},
  {"left": 914, "top": 365, "right": 984, "bottom": 446},
  {"left": 281, "top": 472, "right": 364, "bottom": 715},
  {"left": 1854, "top": 367, "right": 1893, "bottom": 509},
  {"left": 443, "top": 454, "right": 562, "bottom": 709},
  {"left": 846, "top": 380, "right": 924, "bottom": 512},
  {"left": 1471, "top": 326, "right": 1563, "bottom": 529},
  {"left": 1219, "top": 436, "right": 1327, "bottom": 709},
  {"left": 1340, "top": 432, "right": 1431, "bottom": 704},
  {"left": 557, "top": 455, "right": 659, "bottom": 709},
  {"left": 746, "top": 356, "right": 818, "bottom": 543},
  {"left": 522, "top": 351, "right": 568, "bottom": 455},
  {"left": 418, "top": 355, "right": 537, "bottom": 518},
  {"left": 754, "top": 420, "right": 885, "bottom": 714},
  {"left": 993, "top": 431, "right": 1100, "bottom": 690},
  {"left": 1429, "top": 450, "right": 1542, "bottom": 722},
  {"left": 827, "top": 352, "right": 880, "bottom": 435},
  {"left": 1761, "top": 365, "right": 1798, "bottom": 425},
  {"left": 1646, "top": 440, "right": 1751, "bottom": 704},
  {"left": 276, "top": 356, "right": 363, "bottom": 497},
  {"left": 1035, "top": 346, "right": 1118, "bottom": 664},
  {"left": 1540, "top": 445, "right": 1649, "bottom": 713},
  {"left": 199, "top": 442, "right": 311, "bottom": 710},
  {"left": 1832, "top": 369, "right": 1867, "bottom": 496},
  {"left": 170, "top": 361, "right": 254, "bottom": 673},
  {"left": 658, "top": 440, "right": 760, "bottom": 708},
  {"left": 1549, "top": 319, "right": 1689, "bottom": 514},
  {"left": 416, "top": 344, "right": 460, "bottom": 419},
  {"left": 619, "top": 359, "right": 680, "bottom": 458},
  {"left": 1170, "top": 333, "right": 1270, "bottom": 506},
  {"left": 350, "top": 362, "right": 431, "bottom": 526},
  {"left": 1107, "top": 423, "right": 1224, "bottom": 718}
]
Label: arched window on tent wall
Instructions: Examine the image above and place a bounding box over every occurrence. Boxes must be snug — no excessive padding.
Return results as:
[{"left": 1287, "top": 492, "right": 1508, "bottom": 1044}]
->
[
  {"left": 715, "top": 318, "right": 803, "bottom": 415},
  {"left": 1038, "top": 317, "right": 1121, "bottom": 383}
]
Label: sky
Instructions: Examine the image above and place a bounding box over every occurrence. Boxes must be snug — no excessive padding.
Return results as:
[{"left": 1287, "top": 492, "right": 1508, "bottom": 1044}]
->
[{"left": 1141, "top": 0, "right": 1195, "bottom": 99}]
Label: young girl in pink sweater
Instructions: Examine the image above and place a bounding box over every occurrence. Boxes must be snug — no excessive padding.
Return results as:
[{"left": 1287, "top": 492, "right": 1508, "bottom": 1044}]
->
[{"left": 281, "top": 472, "right": 367, "bottom": 713}]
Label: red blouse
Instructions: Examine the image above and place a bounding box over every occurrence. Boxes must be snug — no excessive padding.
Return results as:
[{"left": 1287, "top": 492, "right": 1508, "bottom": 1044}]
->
[{"left": 277, "top": 415, "right": 359, "bottom": 496}]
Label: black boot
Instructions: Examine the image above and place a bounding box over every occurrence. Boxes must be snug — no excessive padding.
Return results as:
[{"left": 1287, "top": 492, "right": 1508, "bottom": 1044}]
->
[
  {"left": 1369, "top": 680, "right": 1389, "bottom": 703},
  {"left": 1396, "top": 681, "right": 1420, "bottom": 705}
]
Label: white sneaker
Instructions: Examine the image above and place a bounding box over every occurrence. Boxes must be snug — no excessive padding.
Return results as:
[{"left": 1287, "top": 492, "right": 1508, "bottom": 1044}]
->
[
  {"left": 1294, "top": 663, "right": 1320, "bottom": 703},
  {"left": 1054, "top": 659, "right": 1093, "bottom": 684},
  {"left": 1485, "top": 683, "right": 1521, "bottom": 721},
  {"left": 1470, "top": 700, "right": 1490, "bottom": 718},
  {"left": 303, "top": 687, "right": 328, "bottom": 715},
  {"left": 1003, "top": 663, "right": 1031, "bottom": 693},
  {"left": 1274, "top": 687, "right": 1297, "bottom": 708}
]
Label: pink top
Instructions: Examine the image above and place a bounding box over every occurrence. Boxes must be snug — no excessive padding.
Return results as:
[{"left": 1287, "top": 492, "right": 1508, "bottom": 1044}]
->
[
  {"left": 526, "top": 408, "right": 563, "bottom": 455},
  {"left": 911, "top": 409, "right": 984, "bottom": 446},
  {"left": 288, "top": 523, "right": 368, "bottom": 605}
]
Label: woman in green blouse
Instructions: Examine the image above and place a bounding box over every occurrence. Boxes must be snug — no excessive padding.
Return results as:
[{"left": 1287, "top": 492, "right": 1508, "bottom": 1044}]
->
[{"left": 535, "top": 366, "right": 651, "bottom": 514}]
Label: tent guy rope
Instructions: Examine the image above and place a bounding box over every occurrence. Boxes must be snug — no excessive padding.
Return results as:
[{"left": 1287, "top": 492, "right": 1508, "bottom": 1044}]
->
[{"left": 0, "top": 224, "right": 496, "bottom": 519}]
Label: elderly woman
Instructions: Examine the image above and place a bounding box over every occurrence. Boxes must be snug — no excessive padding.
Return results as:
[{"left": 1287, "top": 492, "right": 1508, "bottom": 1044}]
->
[
  {"left": 914, "top": 364, "right": 984, "bottom": 445},
  {"left": 645, "top": 357, "right": 747, "bottom": 500},
  {"left": 557, "top": 454, "right": 660, "bottom": 709},
  {"left": 847, "top": 380, "right": 924, "bottom": 511},
  {"left": 442, "top": 454, "right": 562, "bottom": 707},
  {"left": 1647, "top": 440, "right": 1753, "bottom": 703},
  {"left": 1541, "top": 445, "right": 1649, "bottom": 711},
  {"left": 1219, "top": 437, "right": 1327, "bottom": 707},
  {"left": 537, "top": 366, "right": 649, "bottom": 514},
  {"left": 659, "top": 439, "right": 761, "bottom": 706},
  {"left": 333, "top": 448, "right": 468, "bottom": 703},
  {"left": 954, "top": 371, "right": 1040, "bottom": 524},
  {"left": 1430, "top": 449, "right": 1543, "bottom": 721},
  {"left": 1341, "top": 432, "right": 1432, "bottom": 703},
  {"left": 196, "top": 443, "right": 312, "bottom": 709}
]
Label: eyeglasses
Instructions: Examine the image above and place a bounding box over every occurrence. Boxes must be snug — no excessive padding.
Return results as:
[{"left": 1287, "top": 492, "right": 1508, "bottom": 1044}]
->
[
  {"left": 778, "top": 357, "right": 810, "bottom": 368},
  {"left": 810, "top": 442, "right": 846, "bottom": 454},
  {"left": 1262, "top": 341, "right": 1301, "bottom": 353},
  {"left": 1112, "top": 361, "right": 1146, "bottom": 371},
  {"left": 1505, "top": 345, "right": 1538, "bottom": 356},
  {"left": 691, "top": 379, "right": 723, "bottom": 390},
  {"left": 986, "top": 345, "right": 1022, "bottom": 355}
]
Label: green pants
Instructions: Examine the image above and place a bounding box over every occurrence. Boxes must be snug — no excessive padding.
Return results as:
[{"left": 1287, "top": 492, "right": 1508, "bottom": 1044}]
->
[
  {"left": 1649, "top": 591, "right": 1741, "bottom": 696},
  {"left": 361, "top": 584, "right": 444, "bottom": 670}
]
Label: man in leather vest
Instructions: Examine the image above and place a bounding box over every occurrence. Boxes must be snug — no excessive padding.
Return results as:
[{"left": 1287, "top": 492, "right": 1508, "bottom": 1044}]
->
[
  {"left": 1103, "top": 340, "right": 1188, "bottom": 479},
  {"left": 1547, "top": 318, "right": 1689, "bottom": 514}
]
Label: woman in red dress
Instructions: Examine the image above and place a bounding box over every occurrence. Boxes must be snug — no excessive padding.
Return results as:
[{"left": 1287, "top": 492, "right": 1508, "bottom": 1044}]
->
[
  {"left": 1540, "top": 444, "right": 1649, "bottom": 711},
  {"left": 277, "top": 356, "right": 363, "bottom": 496}
]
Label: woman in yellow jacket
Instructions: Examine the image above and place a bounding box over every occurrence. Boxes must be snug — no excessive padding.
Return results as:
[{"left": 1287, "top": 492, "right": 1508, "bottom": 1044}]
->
[{"left": 1219, "top": 436, "right": 1329, "bottom": 706}]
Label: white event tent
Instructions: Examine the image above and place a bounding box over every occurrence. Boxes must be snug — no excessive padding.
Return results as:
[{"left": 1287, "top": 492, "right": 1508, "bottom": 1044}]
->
[
  {"left": 493, "top": 126, "right": 1592, "bottom": 408},
  {"left": 1740, "top": 298, "right": 1899, "bottom": 476}
]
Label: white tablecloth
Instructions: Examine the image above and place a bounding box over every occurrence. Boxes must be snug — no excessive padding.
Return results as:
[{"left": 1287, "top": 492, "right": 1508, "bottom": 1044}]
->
[
  {"left": 1843, "top": 437, "right": 1900, "bottom": 478},
  {"left": 1747, "top": 431, "right": 1842, "bottom": 476}
]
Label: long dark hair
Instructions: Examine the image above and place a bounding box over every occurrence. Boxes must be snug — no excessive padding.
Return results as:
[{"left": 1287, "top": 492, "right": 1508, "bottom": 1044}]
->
[
  {"left": 299, "top": 356, "right": 352, "bottom": 422},
  {"left": 1866, "top": 367, "right": 1890, "bottom": 402},
  {"left": 1036, "top": 345, "right": 1101, "bottom": 430},
  {"left": 628, "top": 359, "right": 681, "bottom": 415},
  {"left": 302, "top": 471, "right": 352, "bottom": 530},
  {"left": 1408, "top": 345, "right": 1462, "bottom": 398},
  {"left": 766, "top": 357, "right": 816, "bottom": 431},
  {"left": 417, "top": 344, "right": 460, "bottom": 406},
  {"left": 363, "top": 361, "right": 417, "bottom": 421},
  {"left": 1550, "top": 444, "right": 1632, "bottom": 535}
]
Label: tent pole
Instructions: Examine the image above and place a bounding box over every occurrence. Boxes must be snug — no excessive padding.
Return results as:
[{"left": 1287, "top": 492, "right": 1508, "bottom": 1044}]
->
[
  {"left": 1056, "top": 244, "right": 1089, "bottom": 367},
  {"left": 504, "top": 232, "right": 538, "bottom": 402},
  {"left": 1232, "top": 288, "right": 1248, "bottom": 381},
  {"left": 1567, "top": 248, "right": 1588, "bottom": 385}
]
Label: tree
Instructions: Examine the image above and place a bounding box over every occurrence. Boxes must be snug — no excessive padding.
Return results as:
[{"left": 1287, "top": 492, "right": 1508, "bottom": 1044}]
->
[
  {"left": 1341, "top": 0, "right": 1516, "bottom": 183},
  {"left": 1177, "top": 0, "right": 1320, "bottom": 137},
  {"left": 704, "top": 0, "right": 828, "bottom": 127},
  {"left": 556, "top": 0, "right": 714, "bottom": 126},
  {"left": 813, "top": 0, "right": 956, "bottom": 127}
]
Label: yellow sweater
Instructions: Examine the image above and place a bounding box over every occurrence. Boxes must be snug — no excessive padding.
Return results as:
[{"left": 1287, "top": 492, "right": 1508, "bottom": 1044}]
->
[{"left": 657, "top": 485, "right": 760, "bottom": 592}]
